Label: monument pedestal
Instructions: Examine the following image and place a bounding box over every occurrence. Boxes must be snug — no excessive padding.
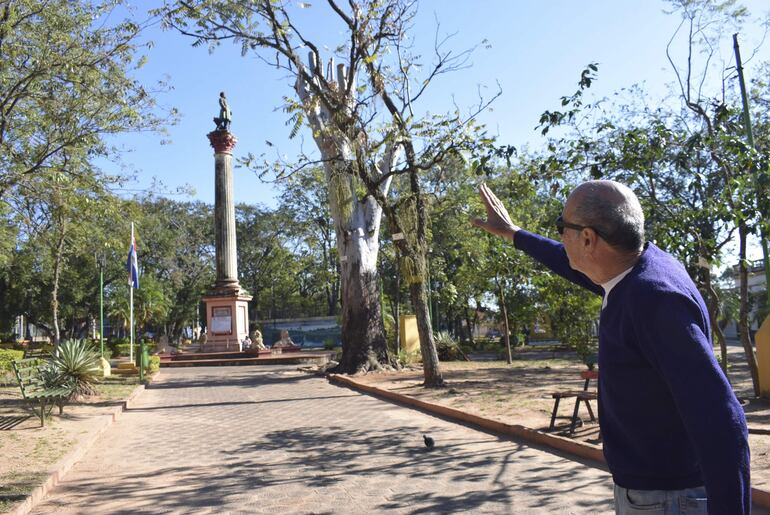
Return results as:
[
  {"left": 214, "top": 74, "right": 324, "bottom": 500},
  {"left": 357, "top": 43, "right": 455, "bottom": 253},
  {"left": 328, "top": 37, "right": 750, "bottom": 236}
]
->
[{"left": 202, "top": 291, "right": 252, "bottom": 353}]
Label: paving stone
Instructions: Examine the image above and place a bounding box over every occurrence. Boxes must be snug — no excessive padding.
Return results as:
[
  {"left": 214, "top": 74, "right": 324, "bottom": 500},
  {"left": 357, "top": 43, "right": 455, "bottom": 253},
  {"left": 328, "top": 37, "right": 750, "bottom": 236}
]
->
[{"left": 33, "top": 365, "right": 616, "bottom": 514}]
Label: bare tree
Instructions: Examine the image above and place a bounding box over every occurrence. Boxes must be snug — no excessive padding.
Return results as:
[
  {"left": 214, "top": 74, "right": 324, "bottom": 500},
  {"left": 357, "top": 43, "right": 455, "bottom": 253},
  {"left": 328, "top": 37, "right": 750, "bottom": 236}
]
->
[{"left": 160, "top": 0, "right": 497, "bottom": 383}]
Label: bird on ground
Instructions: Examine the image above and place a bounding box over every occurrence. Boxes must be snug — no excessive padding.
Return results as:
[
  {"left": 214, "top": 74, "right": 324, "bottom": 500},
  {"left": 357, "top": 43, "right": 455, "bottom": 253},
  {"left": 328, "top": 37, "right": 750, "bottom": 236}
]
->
[{"left": 423, "top": 434, "right": 435, "bottom": 450}]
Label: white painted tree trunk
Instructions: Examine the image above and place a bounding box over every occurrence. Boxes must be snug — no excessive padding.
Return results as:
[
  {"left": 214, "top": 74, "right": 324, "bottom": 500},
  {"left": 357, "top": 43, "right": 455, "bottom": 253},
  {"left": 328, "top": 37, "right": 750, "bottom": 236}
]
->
[{"left": 295, "top": 55, "right": 394, "bottom": 372}]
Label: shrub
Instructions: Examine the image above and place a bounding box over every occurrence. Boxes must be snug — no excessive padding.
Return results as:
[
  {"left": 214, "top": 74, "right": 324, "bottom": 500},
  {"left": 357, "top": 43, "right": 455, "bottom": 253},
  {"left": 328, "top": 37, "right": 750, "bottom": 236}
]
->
[
  {"left": 111, "top": 343, "right": 132, "bottom": 357},
  {"left": 108, "top": 337, "right": 129, "bottom": 355},
  {"left": 0, "top": 349, "right": 24, "bottom": 371},
  {"left": 434, "top": 331, "right": 467, "bottom": 361},
  {"left": 50, "top": 339, "right": 101, "bottom": 397},
  {"left": 147, "top": 355, "right": 160, "bottom": 373},
  {"left": 397, "top": 348, "right": 420, "bottom": 366}
]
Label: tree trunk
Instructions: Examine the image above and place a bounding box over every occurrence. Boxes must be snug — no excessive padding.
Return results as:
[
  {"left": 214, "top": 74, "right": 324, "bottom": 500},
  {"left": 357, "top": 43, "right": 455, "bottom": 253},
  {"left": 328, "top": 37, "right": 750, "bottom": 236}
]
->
[
  {"left": 405, "top": 251, "right": 443, "bottom": 387},
  {"left": 296, "top": 58, "right": 393, "bottom": 374},
  {"left": 337, "top": 260, "right": 389, "bottom": 373},
  {"left": 51, "top": 216, "right": 67, "bottom": 346},
  {"left": 332, "top": 189, "right": 390, "bottom": 374},
  {"left": 464, "top": 308, "right": 475, "bottom": 346},
  {"left": 702, "top": 266, "right": 729, "bottom": 380},
  {"left": 496, "top": 275, "right": 512, "bottom": 364},
  {"left": 738, "top": 223, "right": 760, "bottom": 396}
]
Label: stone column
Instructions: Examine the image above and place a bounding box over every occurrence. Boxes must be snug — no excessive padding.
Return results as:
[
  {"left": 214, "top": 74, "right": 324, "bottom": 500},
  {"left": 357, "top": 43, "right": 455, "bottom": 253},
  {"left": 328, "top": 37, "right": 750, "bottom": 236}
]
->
[
  {"left": 207, "top": 130, "right": 240, "bottom": 294},
  {"left": 202, "top": 129, "right": 252, "bottom": 353}
]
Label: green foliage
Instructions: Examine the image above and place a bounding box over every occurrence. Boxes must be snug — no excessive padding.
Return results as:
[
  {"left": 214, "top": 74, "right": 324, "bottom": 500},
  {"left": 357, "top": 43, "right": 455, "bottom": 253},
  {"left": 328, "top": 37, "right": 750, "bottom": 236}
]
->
[
  {"left": 0, "top": 0, "right": 174, "bottom": 197},
  {"left": 49, "top": 339, "right": 102, "bottom": 397},
  {"left": 112, "top": 344, "right": 132, "bottom": 358},
  {"left": 147, "top": 355, "right": 161, "bottom": 374},
  {"left": 434, "top": 331, "right": 465, "bottom": 361},
  {"left": 397, "top": 348, "right": 420, "bottom": 366},
  {"left": 0, "top": 349, "right": 24, "bottom": 371}
]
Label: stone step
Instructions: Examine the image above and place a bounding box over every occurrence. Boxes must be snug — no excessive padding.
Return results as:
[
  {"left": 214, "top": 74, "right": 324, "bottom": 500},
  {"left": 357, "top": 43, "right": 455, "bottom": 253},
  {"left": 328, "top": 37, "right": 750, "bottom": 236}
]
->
[{"left": 160, "top": 352, "right": 332, "bottom": 368}]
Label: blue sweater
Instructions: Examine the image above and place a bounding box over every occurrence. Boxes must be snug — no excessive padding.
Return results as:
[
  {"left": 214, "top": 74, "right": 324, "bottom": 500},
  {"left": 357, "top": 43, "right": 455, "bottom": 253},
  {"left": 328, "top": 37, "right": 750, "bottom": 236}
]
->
[{"left": 513, "top": 230, "right": 750, "bottom": 514}]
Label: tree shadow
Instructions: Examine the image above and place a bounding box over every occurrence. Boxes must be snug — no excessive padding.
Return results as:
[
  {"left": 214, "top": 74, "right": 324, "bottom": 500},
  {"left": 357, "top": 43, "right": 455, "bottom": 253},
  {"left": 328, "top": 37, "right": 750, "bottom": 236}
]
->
[{"left": 34, "top": 365, "right": 615, "bottom": 514}]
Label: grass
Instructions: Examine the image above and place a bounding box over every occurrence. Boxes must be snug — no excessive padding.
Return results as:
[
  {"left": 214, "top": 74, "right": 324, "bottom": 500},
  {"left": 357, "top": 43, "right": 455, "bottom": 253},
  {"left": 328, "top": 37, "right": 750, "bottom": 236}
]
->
[
  {"left": 94, "top": 375, "right": 142, "bottom": 401},
  {"left": 0, "top": 472, "right": 48, "bottom": 511}
]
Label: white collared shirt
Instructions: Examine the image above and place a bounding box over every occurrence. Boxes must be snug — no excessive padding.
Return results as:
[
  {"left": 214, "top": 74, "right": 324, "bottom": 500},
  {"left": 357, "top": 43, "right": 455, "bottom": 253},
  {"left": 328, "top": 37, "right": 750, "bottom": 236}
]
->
[{"left": 600, "top": 266, "right": 634, "bottom": 309}]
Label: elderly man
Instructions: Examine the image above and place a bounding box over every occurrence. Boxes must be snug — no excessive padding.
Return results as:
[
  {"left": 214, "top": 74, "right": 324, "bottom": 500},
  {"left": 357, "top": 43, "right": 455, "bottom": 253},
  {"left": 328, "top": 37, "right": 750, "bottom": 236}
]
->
[{"left": 472, "top": 181, "right": 749, "bottom": 514}]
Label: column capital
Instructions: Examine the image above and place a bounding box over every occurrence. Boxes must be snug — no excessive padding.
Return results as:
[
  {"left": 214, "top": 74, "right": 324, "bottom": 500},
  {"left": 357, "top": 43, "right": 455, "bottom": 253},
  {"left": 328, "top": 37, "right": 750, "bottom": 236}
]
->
[{"left": 207, "top": 130, "right": 238, "bottom": 155}]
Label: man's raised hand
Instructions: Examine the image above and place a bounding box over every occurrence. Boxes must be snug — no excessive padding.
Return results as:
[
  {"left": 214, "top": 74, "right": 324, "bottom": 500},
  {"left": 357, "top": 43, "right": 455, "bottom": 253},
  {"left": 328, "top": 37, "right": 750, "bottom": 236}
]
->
[{"left": 471, "top": 183, "right": 520, "bottom": 240}]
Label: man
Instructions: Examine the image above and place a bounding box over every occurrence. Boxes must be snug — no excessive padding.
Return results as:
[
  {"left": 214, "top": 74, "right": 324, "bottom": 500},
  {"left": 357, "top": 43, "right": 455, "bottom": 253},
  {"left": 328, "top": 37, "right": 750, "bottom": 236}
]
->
[
  {"left": 214, "top": 91, "right": 231, "bottom": 130},
  {"left": 472, "top": 181, "right": 750, "bottom": 514}
]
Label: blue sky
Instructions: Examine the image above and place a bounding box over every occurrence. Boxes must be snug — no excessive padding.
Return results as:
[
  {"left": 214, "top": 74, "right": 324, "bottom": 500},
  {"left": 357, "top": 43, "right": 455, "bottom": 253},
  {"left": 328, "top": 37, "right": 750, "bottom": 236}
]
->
[{"left": 106, "top": 0, "right": 769, "bottom": 220}]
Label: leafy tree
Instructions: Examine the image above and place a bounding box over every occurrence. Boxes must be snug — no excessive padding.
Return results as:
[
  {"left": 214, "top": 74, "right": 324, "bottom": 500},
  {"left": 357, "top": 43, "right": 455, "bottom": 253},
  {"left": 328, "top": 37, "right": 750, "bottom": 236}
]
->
[
  {"left": 5, "top": 156, "right": 129, "bottom": 344},
  {"left": 237, "top": 204, "right": 301, "bottom": 322},
  {"left": 0, "top": 0, "right": 174, "bottom": 201},
  {"left": 136, "top": 197, "right": 215, "bottom": 339},
  {"left": 277, "top": 168, "right": 339, "bottom": 316}
]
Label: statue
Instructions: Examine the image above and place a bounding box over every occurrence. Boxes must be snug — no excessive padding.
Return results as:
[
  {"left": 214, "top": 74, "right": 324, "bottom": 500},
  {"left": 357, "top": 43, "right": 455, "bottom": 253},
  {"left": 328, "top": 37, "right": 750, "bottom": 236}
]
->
[
  {"left": 273, "top": 329, "right": 298, "bottom": 348},
  {"left": 213, "top": 91, "right": 232, "bottom": 131},
  {"left": 252, "top": 330, "right": 266, "bottom": 350}
]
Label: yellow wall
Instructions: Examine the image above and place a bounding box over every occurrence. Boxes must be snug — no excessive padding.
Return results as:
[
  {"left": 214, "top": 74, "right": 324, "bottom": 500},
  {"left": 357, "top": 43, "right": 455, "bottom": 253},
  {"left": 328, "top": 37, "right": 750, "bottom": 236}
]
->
[
  {"left": 756, "top": 314, "right": 770, "bottom": 399},
  {"left": 399, "top": 315, "right": 420, "bottom": 355}
]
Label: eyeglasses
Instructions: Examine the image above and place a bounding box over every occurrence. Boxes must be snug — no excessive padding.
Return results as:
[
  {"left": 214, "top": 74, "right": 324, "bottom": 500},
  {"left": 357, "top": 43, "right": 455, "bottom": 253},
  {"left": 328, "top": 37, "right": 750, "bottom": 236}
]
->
[{"left": 555, "top": 215, "right": 609, "bottom": 241}]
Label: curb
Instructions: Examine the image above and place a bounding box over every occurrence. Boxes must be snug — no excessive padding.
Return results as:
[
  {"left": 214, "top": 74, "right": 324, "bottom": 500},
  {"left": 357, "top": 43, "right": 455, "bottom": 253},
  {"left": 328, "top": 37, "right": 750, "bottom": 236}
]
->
[
  {"left": 327, "top": 373, "right": 770, "bottom": 510},
  {"left": 7, "top": 372, "right": 160, "bottom": 515}
]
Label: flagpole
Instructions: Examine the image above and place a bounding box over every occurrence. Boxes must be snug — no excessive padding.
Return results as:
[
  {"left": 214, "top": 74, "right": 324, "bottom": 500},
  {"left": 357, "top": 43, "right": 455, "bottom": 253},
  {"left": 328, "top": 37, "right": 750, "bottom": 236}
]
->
[{"left": 129, "top": 222, "right": 135, "bottom": 363}]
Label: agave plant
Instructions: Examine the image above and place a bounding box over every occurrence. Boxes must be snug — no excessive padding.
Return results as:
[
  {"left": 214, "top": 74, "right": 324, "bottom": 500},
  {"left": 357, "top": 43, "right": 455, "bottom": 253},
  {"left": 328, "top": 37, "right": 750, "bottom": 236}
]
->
[
  {"left": 434, "top": 331, "right": 467, "bottom": 361},
  {"left": 50, "top": 339, "right": 101, "bottom": 397}
]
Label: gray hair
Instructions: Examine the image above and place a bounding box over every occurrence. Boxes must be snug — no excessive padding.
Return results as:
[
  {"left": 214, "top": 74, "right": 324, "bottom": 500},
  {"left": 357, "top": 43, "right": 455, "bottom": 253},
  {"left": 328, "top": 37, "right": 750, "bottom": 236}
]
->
[{"left": 572, "top": 181, "right": 645, "bottom": 252}]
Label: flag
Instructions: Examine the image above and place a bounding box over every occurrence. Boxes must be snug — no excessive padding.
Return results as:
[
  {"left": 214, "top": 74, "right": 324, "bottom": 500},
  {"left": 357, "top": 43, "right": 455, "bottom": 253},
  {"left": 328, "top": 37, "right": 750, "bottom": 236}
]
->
[{"left": 127, "top": 225, "right": 139, "bottom": 289}]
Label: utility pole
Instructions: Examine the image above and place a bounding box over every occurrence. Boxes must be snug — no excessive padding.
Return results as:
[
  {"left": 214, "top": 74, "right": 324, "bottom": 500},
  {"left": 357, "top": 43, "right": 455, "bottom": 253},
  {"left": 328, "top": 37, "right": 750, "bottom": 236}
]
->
[{"left": 99, "top": 254, "right": 104, "bottom": 358}]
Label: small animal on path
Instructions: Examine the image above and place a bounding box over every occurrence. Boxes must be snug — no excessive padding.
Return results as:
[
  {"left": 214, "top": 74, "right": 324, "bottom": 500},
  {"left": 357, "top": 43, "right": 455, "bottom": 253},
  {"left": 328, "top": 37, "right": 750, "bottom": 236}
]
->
[{"left": 423, "top": 434, "right": 435, "bottom": 450}]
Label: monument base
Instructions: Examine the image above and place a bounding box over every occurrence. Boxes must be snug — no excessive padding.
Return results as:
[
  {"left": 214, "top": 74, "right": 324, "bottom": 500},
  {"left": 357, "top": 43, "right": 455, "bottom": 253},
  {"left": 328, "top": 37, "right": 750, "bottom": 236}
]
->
[{"left": 202, "top": 291, "right": 252, "bottom": 353}]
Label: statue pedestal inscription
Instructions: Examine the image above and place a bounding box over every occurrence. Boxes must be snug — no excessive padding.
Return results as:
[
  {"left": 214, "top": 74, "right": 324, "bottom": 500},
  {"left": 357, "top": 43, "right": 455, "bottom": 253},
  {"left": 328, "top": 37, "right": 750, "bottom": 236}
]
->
[{"left": 201, "top": 293, "right": 252, "bottom": 352}]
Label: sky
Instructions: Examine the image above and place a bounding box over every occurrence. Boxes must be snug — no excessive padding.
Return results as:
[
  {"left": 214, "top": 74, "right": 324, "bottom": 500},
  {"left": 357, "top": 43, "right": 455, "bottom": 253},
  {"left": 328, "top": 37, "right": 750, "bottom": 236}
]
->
[{"left": 105, "top": 0, "right": 770, "bottom": 258}]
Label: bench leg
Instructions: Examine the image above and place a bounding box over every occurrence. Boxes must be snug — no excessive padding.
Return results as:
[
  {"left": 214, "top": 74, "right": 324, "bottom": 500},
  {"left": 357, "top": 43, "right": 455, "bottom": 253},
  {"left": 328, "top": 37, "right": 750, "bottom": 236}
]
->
[
  {"left": 569, "top": 397, "right": 582, "bottom": 434},
  {"left": 584, "top": 399, "right": 596, "bottom": 422},
  {"left": 549, "top": 397, "right": 561, "bottom": 430}
]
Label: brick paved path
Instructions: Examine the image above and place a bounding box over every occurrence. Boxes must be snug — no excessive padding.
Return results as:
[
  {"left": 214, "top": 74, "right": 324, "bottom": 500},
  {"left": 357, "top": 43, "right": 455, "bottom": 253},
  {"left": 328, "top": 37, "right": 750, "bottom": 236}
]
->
[{"left": 33, "top": 366, "right": 614, "bottom": 514}]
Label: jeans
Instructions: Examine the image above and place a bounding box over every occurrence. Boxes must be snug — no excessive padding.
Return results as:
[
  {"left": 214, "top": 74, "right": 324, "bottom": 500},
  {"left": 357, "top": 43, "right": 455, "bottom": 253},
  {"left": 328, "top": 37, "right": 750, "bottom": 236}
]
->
[{"left": 614, "top": 484, "right": 708, "bottom": 514}]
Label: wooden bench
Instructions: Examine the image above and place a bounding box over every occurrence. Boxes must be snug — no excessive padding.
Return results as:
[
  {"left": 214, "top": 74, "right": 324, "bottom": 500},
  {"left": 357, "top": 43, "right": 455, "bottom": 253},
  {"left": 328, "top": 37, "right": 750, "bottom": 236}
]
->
[
  {"left": 23, "top": 347, "right": 51, "bottom": 360},
  {"left": 549, "top": 370, "right": 598, "bottom": 435},
  {"left": 11, "top": 359, "right": 71, "bottom": 427}
]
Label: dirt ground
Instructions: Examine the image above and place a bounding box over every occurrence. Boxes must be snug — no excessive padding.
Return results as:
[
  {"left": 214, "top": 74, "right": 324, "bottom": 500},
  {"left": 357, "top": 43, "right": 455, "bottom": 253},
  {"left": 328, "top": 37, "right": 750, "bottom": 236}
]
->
[
  {"left": 353, "top": 345, "right": 770, "bottom": 491},
  {"left": 0, "top": 375, "right": 142, "bottom": 512}
]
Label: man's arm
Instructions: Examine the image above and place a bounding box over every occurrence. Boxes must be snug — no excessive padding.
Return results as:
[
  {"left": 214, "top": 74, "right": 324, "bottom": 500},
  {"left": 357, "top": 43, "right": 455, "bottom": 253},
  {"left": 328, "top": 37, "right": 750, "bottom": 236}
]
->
[
  {"left": 513, "top": 230, "right": 602, "bottom": 295},
  {"left": 634, "top": 292, "right": 751, "bottom": 514},
  {"left": 472, "top": 184, "right": 601, "bottom": 295}
]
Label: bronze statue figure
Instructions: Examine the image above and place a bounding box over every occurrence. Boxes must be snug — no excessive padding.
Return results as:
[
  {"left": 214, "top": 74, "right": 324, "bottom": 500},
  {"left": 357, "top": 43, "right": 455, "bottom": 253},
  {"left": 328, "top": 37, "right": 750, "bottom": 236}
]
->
[{"left": 213, "top": 91, "right": 232, "bottom": 131}]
